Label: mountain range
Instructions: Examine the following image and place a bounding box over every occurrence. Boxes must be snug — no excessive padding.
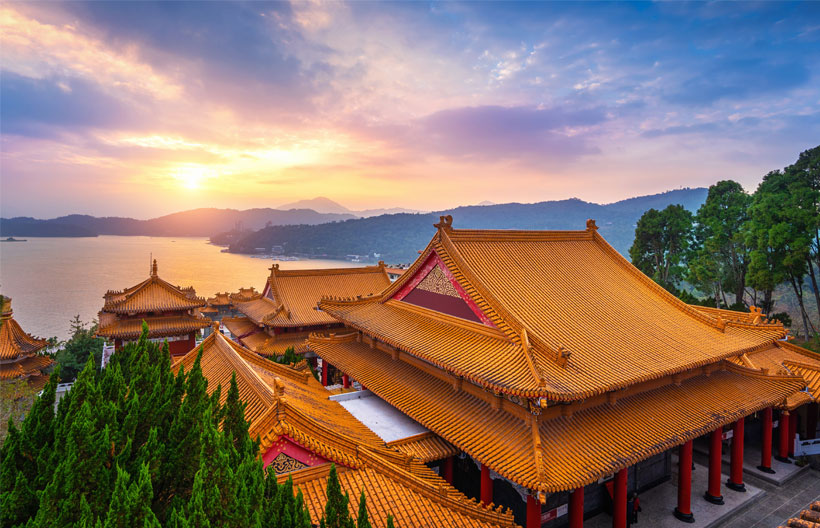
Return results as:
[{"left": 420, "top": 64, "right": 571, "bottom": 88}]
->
[
  {"left": 226, "top": 188, "right": 709, "bottom": 262},
  {"left": 276, "top": 196, "right": 421, "bottom": 217}
]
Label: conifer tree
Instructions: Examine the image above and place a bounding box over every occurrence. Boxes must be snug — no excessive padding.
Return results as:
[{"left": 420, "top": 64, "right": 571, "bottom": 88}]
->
[
  {"left": 322, "top": 464, "right": 355, "bottom": 528},
  {"left": 356, "top": 490, "right": 372, "bottom": 528}
]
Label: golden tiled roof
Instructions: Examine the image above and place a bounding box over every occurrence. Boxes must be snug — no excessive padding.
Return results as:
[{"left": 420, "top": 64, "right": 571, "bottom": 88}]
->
[
  {"left": 221, "top": 316, "right": 259, "bottom": 338},
  {"left": 386, "top": 432, "right": 459, "bottom": 463},
  {"left": 0, "top": 298, "right": 48, "bottom": 360},
  {"left": 102, "top": 260, "right": 205, "bottom": 314},
  {"left": 779, "top": 502, "right": 820, "bottom": 528},
  {"left": 319, "top": 221, "right": 789, "bottom": 400},
  {"left": 309, "top": 333, "right": 806, "bottom": 493},
  {"left": 237, "top": 264, "right": 390, "bottom": 328},
  {"left": 97, "top": 315, "right": 210, "bottom": 340},
  {"left": 207, "top": 292, "right": 233, "bottom": 306},
  {"left": 293, "top": 463, "right": 517, "bottom": 528},
  {"left": 169, "top": 331, "right": 519, "bottom": 528},
  {"left": 230, "top": 287, "right": 259, "bottom": 303},
  {"left": 240, "top": 330, "right": 310, "bottom": 357},
  {"left": 727, "top": 341, "right": 820, "bottom": 401},
  {"left": 0, "top": 354, "right": 54, "bottom": 380}
]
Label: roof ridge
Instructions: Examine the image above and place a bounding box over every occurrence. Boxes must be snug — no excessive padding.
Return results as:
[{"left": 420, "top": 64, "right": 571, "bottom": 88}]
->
[{"left": 272, "top": 265, "right": 387, "bottom": 277}]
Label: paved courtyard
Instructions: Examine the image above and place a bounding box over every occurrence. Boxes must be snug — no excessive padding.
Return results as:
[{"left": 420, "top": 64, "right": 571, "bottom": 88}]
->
[{"left": 714, "top": 468, "right": 820, "bottom": 528}]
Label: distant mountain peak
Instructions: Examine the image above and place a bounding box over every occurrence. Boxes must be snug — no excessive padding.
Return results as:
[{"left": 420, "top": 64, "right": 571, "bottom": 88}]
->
[
  {"left": 276, "top": 197, "right": 352, "bottom": 215},
  {"left": 477, "top": 200, "right": 495, "bottom": 206}
]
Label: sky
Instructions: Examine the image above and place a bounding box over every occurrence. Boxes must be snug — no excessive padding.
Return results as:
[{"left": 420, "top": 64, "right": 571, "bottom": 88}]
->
[{"left": 1, "top": 1, "right": 819, "bottom": 219}]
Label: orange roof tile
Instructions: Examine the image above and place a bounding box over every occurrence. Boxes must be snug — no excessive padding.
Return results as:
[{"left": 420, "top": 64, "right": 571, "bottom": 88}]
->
[
  {"left": 309, "top": 333, "right": 806, "bottom": 493},
  {"left": 207, "top": 292, "right": 233, "bottom": 306},
  {"left": 386, "top": 432, "right": 459, "bottom": 463},
  {"left": 237, "top": 264, "right": 390, "bottom": 328},
  {"left": 726, "top": 341, "right": 820, "bottom": 401},
  {"left": 0, "top": 354, "right": 54, "bottom": 380},
  {"left": 169, "top": 331, "right": 519, "bottom": 528},
  {"left": 230, "top": 287, "right": 259, "bottom": 302},
  {"left": 319, "top": 220, "right": 789, "bottom": 400},
  {"left": 0, "top": 298, "right": 48, "bottom": 360},
  {"left": 221, "top": 316, "right": 260, "bottom": 338},
  {"left": 240, "top": 330, "right": 310, "bottom": 357},
  {"left": 102, "top": 260, "right": 205, "bottom": 314},
  {"left": 97, "top": 315, "right": 210, "bottom": 340}
]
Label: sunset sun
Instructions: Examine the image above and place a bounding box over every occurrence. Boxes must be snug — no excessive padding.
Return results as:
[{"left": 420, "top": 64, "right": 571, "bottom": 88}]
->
[{"left": 172, "top": 165, "right": 212, "bottom": 190}]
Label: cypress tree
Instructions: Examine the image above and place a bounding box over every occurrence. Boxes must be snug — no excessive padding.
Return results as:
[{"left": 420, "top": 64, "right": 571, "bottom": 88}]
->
[
  {"left": 356, "top": 490, "right": 372, "bottom": 528},
  {"left": 386, "top": 514, "right": 395, "bottom": 528},
  {"left": 322, "top": 464, "right": 355, "bottom": 528}
]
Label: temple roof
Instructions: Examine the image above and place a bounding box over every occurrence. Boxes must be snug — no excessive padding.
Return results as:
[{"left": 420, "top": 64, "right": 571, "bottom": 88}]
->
[
  {"left": 102, "top": 260, "right": 205, "bottom": 314},
  {"left": 97, "top": 315, "right": 210, "bottom": 340},
  {"left": 309, "top": 332, "right": 806, "bottom": 493},
  {"left": 319, "top": 218, "right": 790, "bottom": 400},
  {"left": 207, "top": 292, "right": 233, "bottom": 306},
  {"left": 171, "top": 331, "right": 516, "bottom": 528},
  {"left": 221, "top": 317, "right": 309, "bottom": 356},
  {"left": 236, "top": 264, "right": 390, "bottom": 328},
  {"left": 727, "top": 341, "right": 820, "bottom": 402},
  {"left": 1, "top": 298, "right": 48, "bottom": 361}
]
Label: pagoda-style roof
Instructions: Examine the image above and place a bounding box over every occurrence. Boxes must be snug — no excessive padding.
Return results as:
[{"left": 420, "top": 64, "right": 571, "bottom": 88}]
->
[
  {"left": 97, "top": 315, "right": 210, "bottom": 341},
  {"left": 171, "top": 331, "right": 515, "bottom": 528},
  {"left": 235, "top": 264, "right": 390, "bottom": 328},
  {"left": 319, "top": 217, "right": 790, "bottom": 401},
  {"left": 221, "top": 317, "right": 309, "bottom": 357},
  {"left": 0, "top": 296, "right": 53, "bottom": 390},
  {"left": 207, "top": 292, "right": 233, "bottom": 306},
  {"left": 726, "top": 340, "right": 820, "bottom": 401},
  {"left": 1, "top": 297, "right": 48, "bottom": 361},
  {"left": 102, "top": 260, "right": 205, "bottom": 314},
  {"left": 309, "top": 332, "right": 806, "bottom": 493},
  {"left": 230, "top": 287, "right": 259, "bottom": 303}
]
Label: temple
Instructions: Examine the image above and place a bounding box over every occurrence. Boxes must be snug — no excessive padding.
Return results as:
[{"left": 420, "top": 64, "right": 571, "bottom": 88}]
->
[
  {"left": 0, "top": 296, "right": 53, "bottom": 393},
  {"left": 307, "top": 217, "right": 820, "bottom": 528},
  {"left": 172, "top": 326, "right": 518, "bottom": 527},
  {"left": 96, "top": 259, "right": 210, "bottom": 356},
  {"left": 222, "top": 264, "right": 389, "bottom": 375}
]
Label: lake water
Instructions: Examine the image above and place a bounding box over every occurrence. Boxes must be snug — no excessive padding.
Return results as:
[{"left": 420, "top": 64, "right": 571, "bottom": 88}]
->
[{"left": 0, "top": 236, "right": 362, "bottom": 341}]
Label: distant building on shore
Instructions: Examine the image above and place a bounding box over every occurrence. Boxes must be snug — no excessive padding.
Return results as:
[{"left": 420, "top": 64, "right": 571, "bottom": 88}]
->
[
  {"left": 96, "top": 259, "right": 210, "bottom": 356},
  {"left": 0, "top": 296, "right": 53, "bottom": 393}
]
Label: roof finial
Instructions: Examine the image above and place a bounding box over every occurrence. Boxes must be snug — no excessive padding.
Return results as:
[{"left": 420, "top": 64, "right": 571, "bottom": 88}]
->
[
  {"left": 151, "top": 259, "right": 158, "bottom": 277},
  {"left": 586, "top": 219, "right": 598, "bottom": 232},
  {"left": 434, "top": 215, "right": 453, "bottom": 231}
]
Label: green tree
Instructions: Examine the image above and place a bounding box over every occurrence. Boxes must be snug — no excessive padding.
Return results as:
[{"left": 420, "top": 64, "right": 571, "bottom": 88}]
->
[
  {"left": 356, "top": 491, "right": 372, "bottom": 528},
  {"left": 54, "top": 315, "right": 104, "bottom": 382},
  {"left": 689, "top": 180, "right": 752, "bottom": 308},
  {"left": 629, "top": 204, "right": 694, "bottom": 291},
  {"left": 322, "top": 464, "right": 355, "bottom": 528}
]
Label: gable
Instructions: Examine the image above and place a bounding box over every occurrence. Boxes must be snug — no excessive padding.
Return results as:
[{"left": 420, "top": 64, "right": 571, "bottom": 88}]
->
[
  {"left": 262, "top": 435, "right": 332, "bottom": 474},
  {"left": 391, "top": 252, "right": 494, "bottom": 327}
]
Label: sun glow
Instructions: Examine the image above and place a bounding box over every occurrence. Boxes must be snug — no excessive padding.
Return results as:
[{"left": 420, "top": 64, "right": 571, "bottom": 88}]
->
[{"left": 171, "top": 165, "right": 214, "bottom": 190}]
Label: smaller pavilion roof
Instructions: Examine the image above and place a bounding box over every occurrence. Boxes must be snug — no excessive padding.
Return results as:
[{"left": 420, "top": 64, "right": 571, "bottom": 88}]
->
[
  {"left": 235, "top": 264, "right": 390, "bottom": 328},
  {"left": 102, "top": 260, "right": 205, "bottom": 314},
  {"left": 207, "top": 292, "right": 233, "bottom": 306},
  {"left": 97, "top": 315, "right": 210, "bottom": 340},
  {"left": 1, "top": 297, "right": 48, "bottom": 361},
  {"left": 171, "top": 331, "right": 516, "bottom": 528}
]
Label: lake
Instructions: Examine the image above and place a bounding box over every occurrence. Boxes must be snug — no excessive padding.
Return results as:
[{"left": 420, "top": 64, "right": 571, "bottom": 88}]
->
[{"left": 0, "top": 236, "right": 362, "bottom": 341}]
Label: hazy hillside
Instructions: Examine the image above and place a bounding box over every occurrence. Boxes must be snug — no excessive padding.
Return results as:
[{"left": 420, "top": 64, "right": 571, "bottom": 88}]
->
[
  {"left": 229, "top": 188, "right": 709, "bottom": 262},
  {"left": 277, "top": 196, "right": 421, "bottom": 217},
  {"left": 0, "top": 208, "right": 355, "bottom": 237}
]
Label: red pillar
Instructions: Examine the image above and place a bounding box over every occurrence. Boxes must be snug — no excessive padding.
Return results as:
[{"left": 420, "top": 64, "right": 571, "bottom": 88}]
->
[
  {"left": 727, "top": 417, "right": 746, "bottom": 492},
  {"left": 342, "top": 374, "right": 350, "bottom": 388},
  {"left": 704, "top": 428, "right": 724, "bottom": 504},
  {"left": 613, "top": 468, "right": 627, "bottom": 528},
  {"left": 569, "top": 487, "right": 584, "bottom": 528},
  {"left": 527, "top": 494, "right": 541, "bottom": 528},
  {"left": 441, "top": 456, "right": 454, "bottom": 485},
  {"left": 674, "top": 440, "right": 695, "bottom": 523},
  {"left": 788, "top": 410, "right": 798, "bottom": 457},
  {"left": 321, "top": 361, "right": 329, "bottom": 386},
  {"left": 480, "top": 465, "right": 493, "bottom": 505},
  {"left": 758, "top": 407, "right": 775, "bottom": 474},
  {"left": 776, "top": 411, "right": 791, "bottom": 463}
]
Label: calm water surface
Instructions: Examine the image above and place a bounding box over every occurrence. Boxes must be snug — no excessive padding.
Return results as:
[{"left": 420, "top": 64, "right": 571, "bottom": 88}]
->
[{"left": 0, "top": 236, "right": 362, "bottom": 340}]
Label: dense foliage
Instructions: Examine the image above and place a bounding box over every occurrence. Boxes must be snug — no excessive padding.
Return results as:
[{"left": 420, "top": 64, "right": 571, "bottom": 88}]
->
[
  {"left": 630, "top": 145, "right": 820, "bottom": 338},
  {"left": 53, "top": 315, "right": 104, "bottom": 382},
  {"left": 0, "top": 324, "right": 389, "bottom": 527}
]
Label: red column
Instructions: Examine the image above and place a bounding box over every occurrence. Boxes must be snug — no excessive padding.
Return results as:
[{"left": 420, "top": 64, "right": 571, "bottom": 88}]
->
[
  {"left": 613, "top": 468, "right": 627, "bottom": 528},
  {"left": 704, "top": 428, "right": 724, "bottom": 504},
  {"left": 480, "top": 465, "right": 493, "bottom": 505},
  {"left": 674, "top": 440, "right": 695, "bottom": 523},
  {"left": 441, "top": 456, "right": 454, "bottom": 485},
  {"left": 342, "top": 374, "right": 350, "bottom": 388},
  {"left": 727, "top": 417, "right": 746, "bottom": 492},
  {"left": 569, "top": 487, "right": 584, "bottom": 528},
  {"left": 527, "top": 494, "right": 541, "bottom": 528},
  {"left": 776, "top": 411, "right": 791, "bottom": 462},
  {"left": 758, "top": 407, "right": 775, "bottom": 474},
  {"left": 788, "top": 410, "right": 798, "bottom": 457},
  {"left": 321, "top": 361, "right": 329, "bottom": 386}
]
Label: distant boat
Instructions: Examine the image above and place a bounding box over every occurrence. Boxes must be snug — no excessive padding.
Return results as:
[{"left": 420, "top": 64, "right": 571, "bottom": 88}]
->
[{"left": 1, "top": 237, "right": 27, "bottom": 242}]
